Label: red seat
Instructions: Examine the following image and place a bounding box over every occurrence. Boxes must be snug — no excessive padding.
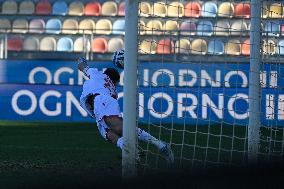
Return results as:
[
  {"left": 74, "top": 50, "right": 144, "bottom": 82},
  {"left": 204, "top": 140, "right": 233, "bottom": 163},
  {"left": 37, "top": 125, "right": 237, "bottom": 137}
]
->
[
  {"left": 184, "top": 2, "right": 201, "bottom": 18},
  {"left": 281, "top": 24, "right": 284, "bottom": 36},
  {"left": 35, "top": 0, "right": 52, "bottom": 15},
  {"left": 92, "top": 37, "right": 108, "bottom": 53},
  {"left": 235, "top": 3, "right": 251, "bottom": 18},
  {"left": 85, "top": 2, "right": 101, "bottom": 16},
  {"left": 156, "top": 38, "right": 174, "bottom": 54},
  {"left": 118, "top": 1, "right": 125, "bottom": 16},
  {"left": 241, "top": 39, "right": 250, "bottom": 55},
  {"left": 8, "top": 36, "right": 23, "bottom": 51}
]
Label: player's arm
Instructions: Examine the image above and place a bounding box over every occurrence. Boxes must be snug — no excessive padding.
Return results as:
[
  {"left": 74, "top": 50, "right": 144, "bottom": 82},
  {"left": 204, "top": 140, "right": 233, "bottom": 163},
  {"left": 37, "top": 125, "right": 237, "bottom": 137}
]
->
[{"left": 78, "top": 57, "right": 100, "bottom": 79}]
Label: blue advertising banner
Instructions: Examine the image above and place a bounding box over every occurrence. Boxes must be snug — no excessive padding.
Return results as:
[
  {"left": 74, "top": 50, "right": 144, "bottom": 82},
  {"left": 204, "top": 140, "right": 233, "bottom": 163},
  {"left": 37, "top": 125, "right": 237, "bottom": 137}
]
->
[{"left": 0, "top": 60, "right": 283, "bottom": 126}]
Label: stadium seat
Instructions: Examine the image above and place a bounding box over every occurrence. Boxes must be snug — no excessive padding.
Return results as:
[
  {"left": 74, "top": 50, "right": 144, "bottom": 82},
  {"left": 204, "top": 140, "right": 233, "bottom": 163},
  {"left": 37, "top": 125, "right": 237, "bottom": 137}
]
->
[
  {"left": 180, "top": 21, "right": 196, "bottom": 35},
  {"left": 0, "top": 19, "right": 11, "bottom": 32},
  {"left": 35, "top": 0, "right": 52, "bottom": 15},
  {"left": 2, "top": 0, "right": 17, "bottom": 14},
  {"left": 92, "top": 37, "right": 108, "bottom": 53},
  {"left": 139, "top": 39, "right": 157, "bottom": 54},
  {"left": 12, "top": 19, "right": 29, "bottom": 33},
  {"left": 139, "top": 2, "right": 151, "bottom": 17},
  {"left": 62, "top": 19, "right": 78, "bottom": 34},
  {"left": 269, "top": 3, "right": 283, "bottom": 18},
  {"left": 153, "top": 2, "right": 167, "bottom": 17},
  {"left": 167, "top": 2, "right": 184, "bottom": 17},
  {"left": 84, "top": 2, "right": 101, "bottom": 16},
  {"left": 263, "top": 40, "right": 276, "bottom": 55},
  {"left": 146, "top": 20, "right": 163, "bottom": 35},
  {"left": 101, "top": 1, "right": 117, "bottom": 16},
  {"left": 262, "top": 4, "right": 269, "bottom": 18},
  {"left": 29, "top": 19, "right": 45, "bottom": 33},
  {"left": 164, "top": 20, "right": 178, "bottom": 35},
  {"left": 156, "top": 38, "right": 174, "bottom": 54},
  {"left": 52, "top": 0, "right": 68, "bottom": 15},
  {"left": 264, "top": 21, "right": 280, "bottom": 37},
  {"left": 277, "top": 40, "right": 284, "bottom": 55},
  {"left": 282, "top": 24, "right": 284, "bottom": 36},
  {"left": 46, "top": 18, "right": 62, "bottom": 34},
  {"left": 241, "top": 39, "right": 250, "bottom": 56},
  {"left": 138, "top": 20, "right": 146, "bottom": 35},
  {"left": 208, "top": 39, "right": 225, "bottom": 55},
  {"left": 95, "top": 19, "right": 112, "bottom": 35},
  {"left": 8, "top": 36, "right": 23, "bottom": 51},
  {"left": 175, "top": 38, "right": 190, "bottom": 54},
  {"left": 201, "top": 2, "right": 217, "bottom": 17},
  {"left": 218, "top": 2, "right": 234, "bottom": 17},
  {"left": 79, "top": 19, "right": 95, "bottom": 34},
  {"left": 19, "top": 0, "right": 35, "bottom": 14},
  {"left": 230, "top": 20, "right": 248, "bottom": 36},
  {"left": 191, "top": 39, "right": 207, "bottom": 55},
  {"left": 197, "top": 21, "right": 213, "bottom": 36},
  {"left": 57, "top": 37, "right": 74, "bottom": 52},
  {"left": 108, "top": 37, "right": 124, "bottom": 52},
  {"left": 23, "top": 36, "right": 39, "bottom": 51},
  {"left": 40, "top": 37, "right": 56, "bottom": 51},
  {"left": 184, "top": 2, "right": 201, "bottom": 18},
  {"left": 235, "top": 3, "right": 250, "bottom": 18},
  {"left": 214, "top": 20, "right": 230, "bottom": 36},
  {"left": 74, "top": 37, "right": 91, "bottom": 52},
  {"left": 113, "top": 19, "right": 125, "bottom": 35},
  {"left": 118, "top": 1, "right": 125, "bottom": 16},
  {"left": 69, "top": 1, "right": 84, "bottom": 16},
  {"left": 225, "top": 40, "right": 241, "bottom": 55}
]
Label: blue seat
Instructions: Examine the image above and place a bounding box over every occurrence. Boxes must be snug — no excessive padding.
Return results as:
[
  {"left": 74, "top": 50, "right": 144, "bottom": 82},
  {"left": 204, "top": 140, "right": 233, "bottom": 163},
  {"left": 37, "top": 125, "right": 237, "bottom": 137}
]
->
[
  {"left": 208, "top": 39, "right": 225, "bottom": 55},
  {"left": 57, "top": 37, "right": 73, "bottom": 52},
  {"left": 278, "top": 40, "right": 284, "bottom": 55},
  {"left": 112, "top": 19, "right": 125, "bottom": 35},
  {"left": 264, "top": 21, "right": 280, "bottom": 37},
  {"left": 46, "top": 18, "right": 62, "bottom": 34},
  {"left": 197, "top": 21, "right": 213, "bottom": 36},
  {"left": 52, "top": 0, "right": 68, "bottom": 15},
  {"left": 201, "top": 2, "right": 217, "bottom": 17}
]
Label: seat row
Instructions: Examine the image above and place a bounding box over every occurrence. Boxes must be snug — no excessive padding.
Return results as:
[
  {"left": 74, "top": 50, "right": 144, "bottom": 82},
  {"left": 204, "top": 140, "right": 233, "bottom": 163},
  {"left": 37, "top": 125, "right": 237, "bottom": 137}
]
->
[
  {"left": 1, "top": 0, "right": 284, "bottom": 19},
  {"left": 6, "top": 35, "right": 284, "bottom": 56},
  {"left": 1, "top": 17, "right": 284, "bottom": 37}
]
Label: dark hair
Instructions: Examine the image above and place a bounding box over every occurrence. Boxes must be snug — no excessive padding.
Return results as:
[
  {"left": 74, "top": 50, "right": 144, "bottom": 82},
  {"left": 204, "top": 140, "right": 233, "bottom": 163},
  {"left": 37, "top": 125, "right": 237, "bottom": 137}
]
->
[{"left": 104, "top": 68, "right": 120, "bottom": 84}]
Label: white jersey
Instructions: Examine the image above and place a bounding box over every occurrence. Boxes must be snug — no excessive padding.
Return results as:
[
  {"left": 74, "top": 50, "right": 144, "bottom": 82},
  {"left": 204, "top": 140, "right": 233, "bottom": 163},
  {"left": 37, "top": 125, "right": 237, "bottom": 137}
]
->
[{"left": 80, "top": 68, "right": 117, "bottom": 100}]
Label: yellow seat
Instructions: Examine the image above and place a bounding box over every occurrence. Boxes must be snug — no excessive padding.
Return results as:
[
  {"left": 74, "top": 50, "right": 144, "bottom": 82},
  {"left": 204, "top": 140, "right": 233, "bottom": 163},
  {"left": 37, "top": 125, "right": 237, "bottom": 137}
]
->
[
  {"left": 19, "top": 0, "right": 35, "bottom": 14},
  {"left": 214, "top": 20, "right": 230, "bottom": 36},
  {"left": 0, "top": 19, "right": 11, "bottom": 32},
  {"left": 69, "top": 1, "right": 84, "bottom": 16},
  {"left": 138, "top": 20, "right": 146, "bottom": 35},
  {"left": 40, "top": 37, "right": 56, "bottom": 51},
  {"left": 164, "top": 20, "right": 178, "bottom": 35},
  {"left": 167, "top": 2, "right": 184, "bottom": 17},
  {"left": 218, "top": 2, "right": 234, "bottom": 17},
  {"left": 230, "top": 20, "right": 248, "bottom": 36},
  {"left": 139, "top": 2, "right": 151, "bottom": 17},
  {"left": 175, "top": 38, "right": 190, "bottom": 54},
  {"left": 95, "top": 19, "right": 112, "bottom": 35},
  {"left": 79, "top": 19, "right": 95, "bottom": 34},
  {"left": 62, "top": 19, "right": 78, "bottom": 34},
  {"left": 139, "top": 39, "right": 157, "bottom": 54},
  {"left": 225, "top": 40, "right": 241, "bottom": 55},
  {"left": 269, "top": 3, "right": 283, "bottom": 18},
  {"left": 153, "top": 2, "right": 167, "bottom": 17},
  {"left": 101, "top": 1, "right": 117, "bottom": 16},
  {"left": 146, "top": 20, "right": 163, "bottom": 35},
  {"left": 74, "top": 37, "right": 91, "bottom": 52},
  {"left": 263, "top": 40, "right": 276, "bottom": 55},
  {"left": 262, "top": 4, "right": 269, "bottom": 18},
  {"left": 191, "top": 39, "right": 207, "bottom": 55},
  {"left": 12, "top": 19, "right": 29, "bottom": 33},
  {"left": 108, "top": 38, "right": 124, "bottom": 52},
  {"left": 2, "top": 0, "right": 18, "bottom": 14}
]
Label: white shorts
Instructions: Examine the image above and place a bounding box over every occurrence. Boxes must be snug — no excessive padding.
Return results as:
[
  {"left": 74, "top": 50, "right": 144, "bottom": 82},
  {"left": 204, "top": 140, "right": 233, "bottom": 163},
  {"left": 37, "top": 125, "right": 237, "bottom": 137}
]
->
[{"left": 93, "top": 95, "right": 121, "bottom": 140}]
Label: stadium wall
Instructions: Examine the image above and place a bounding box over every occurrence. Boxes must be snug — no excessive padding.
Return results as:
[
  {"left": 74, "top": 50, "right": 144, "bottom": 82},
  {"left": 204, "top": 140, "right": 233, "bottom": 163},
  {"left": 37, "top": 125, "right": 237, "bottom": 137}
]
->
[{"left": 0, "top": 60, "right": 283, "bottom": 126}]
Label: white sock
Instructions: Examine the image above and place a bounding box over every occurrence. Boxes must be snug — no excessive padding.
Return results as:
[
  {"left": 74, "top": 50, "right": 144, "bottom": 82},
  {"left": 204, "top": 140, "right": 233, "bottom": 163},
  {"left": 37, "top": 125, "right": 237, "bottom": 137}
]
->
[
  {"left": 137, "top": 128, "right": 165, "bottom": 150},
  {"left": 116, "top": 137, "right": 124, "bottom": 149}
]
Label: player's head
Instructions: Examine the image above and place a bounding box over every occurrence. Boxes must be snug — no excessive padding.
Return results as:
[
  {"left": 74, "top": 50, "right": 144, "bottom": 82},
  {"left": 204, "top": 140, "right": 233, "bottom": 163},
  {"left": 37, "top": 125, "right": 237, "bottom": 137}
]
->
[{"left": 104, "top": 68, "right": 120, "bottom": 84}]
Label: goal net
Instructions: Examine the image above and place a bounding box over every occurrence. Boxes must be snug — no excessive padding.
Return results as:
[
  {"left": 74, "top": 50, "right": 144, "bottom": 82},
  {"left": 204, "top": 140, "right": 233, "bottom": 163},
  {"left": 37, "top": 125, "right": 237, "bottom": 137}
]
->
[{"left": 123, "top": 0, "right": 284, "bottom": 174}]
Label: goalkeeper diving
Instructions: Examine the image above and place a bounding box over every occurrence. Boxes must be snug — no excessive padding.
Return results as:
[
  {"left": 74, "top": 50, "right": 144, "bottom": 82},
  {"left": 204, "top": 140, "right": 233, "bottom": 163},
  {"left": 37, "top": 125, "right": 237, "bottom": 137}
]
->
[{"left": 78, "top": 50, "right": 174, "bottom": 164}]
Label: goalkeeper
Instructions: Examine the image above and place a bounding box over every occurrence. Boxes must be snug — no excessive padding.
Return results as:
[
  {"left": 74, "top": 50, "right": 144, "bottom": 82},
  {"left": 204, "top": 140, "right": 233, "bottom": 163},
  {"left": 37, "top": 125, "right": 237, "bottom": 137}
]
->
[{"left": 78, "top": 57, "right": 174, "bottom": 163}]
